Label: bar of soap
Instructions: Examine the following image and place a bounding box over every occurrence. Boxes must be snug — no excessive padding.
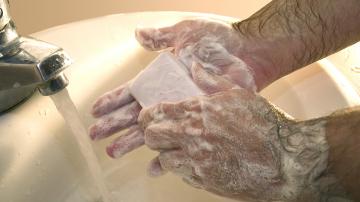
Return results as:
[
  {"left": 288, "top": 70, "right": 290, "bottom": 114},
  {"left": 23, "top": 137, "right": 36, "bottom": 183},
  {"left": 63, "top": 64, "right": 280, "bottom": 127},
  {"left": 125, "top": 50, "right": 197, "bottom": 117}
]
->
[{"left": 129, "top": 52, "right": 203, "bottom": 107}]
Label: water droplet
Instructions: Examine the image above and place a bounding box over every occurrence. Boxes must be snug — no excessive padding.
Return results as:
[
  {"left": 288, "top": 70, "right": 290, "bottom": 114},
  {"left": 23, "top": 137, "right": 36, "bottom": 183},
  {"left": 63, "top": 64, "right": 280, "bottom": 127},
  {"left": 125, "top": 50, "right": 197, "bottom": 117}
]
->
[
  {"left": 13, "top": 82, "right": 21, "bottom": 88},
  {"left": 38, "top": 109, "right": 48, "bottom": 117}
]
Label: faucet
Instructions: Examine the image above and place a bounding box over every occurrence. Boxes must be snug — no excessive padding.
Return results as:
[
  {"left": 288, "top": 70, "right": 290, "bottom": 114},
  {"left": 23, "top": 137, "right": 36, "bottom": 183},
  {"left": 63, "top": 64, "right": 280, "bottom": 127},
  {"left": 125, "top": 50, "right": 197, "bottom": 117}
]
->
[{"left": 0, "top": 0, "right": 72, "bottom": 113}]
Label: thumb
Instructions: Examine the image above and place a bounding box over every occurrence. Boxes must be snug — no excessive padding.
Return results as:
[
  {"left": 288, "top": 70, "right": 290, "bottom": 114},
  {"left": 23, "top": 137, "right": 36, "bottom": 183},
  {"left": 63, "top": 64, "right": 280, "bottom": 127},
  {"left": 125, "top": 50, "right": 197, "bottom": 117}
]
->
[
  {"left": 135, "top": 26, "right": 176, "bottom": 51},
  {"left": 190, "top": 62, "right": 237, "bottom": 94}
]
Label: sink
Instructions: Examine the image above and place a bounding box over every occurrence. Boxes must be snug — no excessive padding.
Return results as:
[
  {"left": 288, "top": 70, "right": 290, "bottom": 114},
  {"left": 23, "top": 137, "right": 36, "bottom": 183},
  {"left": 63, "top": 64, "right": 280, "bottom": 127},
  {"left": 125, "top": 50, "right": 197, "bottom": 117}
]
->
[{"left": 0, "top": 12, "right": 359, "bottom": 202}]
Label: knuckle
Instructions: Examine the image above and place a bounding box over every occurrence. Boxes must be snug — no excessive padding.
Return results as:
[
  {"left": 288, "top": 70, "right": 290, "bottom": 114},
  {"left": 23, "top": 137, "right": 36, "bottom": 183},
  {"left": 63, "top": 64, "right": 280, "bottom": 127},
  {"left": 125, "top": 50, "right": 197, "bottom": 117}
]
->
[
  {"left": 143, "top": 127, "right": 161, "bottom": 149},
  {"left": 137, "top": 106, "right": 156, "bottom": 128}
]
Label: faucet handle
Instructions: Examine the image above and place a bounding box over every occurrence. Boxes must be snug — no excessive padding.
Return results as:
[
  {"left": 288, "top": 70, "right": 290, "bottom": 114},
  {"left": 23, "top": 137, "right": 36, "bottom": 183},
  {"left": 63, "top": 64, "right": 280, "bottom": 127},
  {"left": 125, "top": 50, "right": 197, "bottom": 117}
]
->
[
  {"left": 0, "top": 0, "right": 19, "bottom": 51},
  {"left": 0, "top": 0, "right": 11, "bottom": 31}
]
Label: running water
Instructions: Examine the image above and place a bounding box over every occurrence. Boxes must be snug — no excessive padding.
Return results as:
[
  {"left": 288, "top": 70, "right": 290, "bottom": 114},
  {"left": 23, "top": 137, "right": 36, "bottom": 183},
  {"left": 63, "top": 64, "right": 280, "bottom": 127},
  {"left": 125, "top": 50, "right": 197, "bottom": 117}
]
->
[{"left": 50, "top": 89, "right": 112, "bottom": 202}]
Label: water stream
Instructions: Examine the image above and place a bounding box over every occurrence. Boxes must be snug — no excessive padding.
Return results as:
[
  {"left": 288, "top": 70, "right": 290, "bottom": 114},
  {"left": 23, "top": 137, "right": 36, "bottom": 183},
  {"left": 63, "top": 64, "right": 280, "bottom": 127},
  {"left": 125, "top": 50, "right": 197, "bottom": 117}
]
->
[{"left": 50, "top": 89, "right": 112, "bottom": 202}]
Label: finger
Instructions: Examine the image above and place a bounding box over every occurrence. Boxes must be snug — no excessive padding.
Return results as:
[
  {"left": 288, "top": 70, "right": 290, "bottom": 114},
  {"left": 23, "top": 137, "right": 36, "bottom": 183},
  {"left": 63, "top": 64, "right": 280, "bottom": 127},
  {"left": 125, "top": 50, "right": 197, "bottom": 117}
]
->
[
  {"left": 143, "top": 102, "right": 187, "bottom": 122},
  {"left": 89, "top": 101, "right": 141, "bottom": 140},
  {"left": 144, "top": 121, "right": 184, "bottom": 151},
  {"left": 91, "top": 84, "right": 135, "bottom": 118},
  {"left": 190, "top": 62, "right": 236, "bottom": 94},
  {"left": 138, "top": 105, "right": 162, "bottom": 130},
  {"left": 135, "top": 26, "right": 176, "bottom": 51},
  {"left": 147, "top": 156, "right": 167, "bottom": 177},
  {"left": 106, "top": 125, "right": 144, "bottom": 158},
  {"left": 182, "top": 175, "right": 203, "bottom": 189},
  {"left": 158, "top": 150, "right": 193, "bottom": 178},
  {"left": 138, "top": 100, "right": 202, "bottom": 130},
  {"left": 148, "top": 151, "right": 203, "bottom": 188}
]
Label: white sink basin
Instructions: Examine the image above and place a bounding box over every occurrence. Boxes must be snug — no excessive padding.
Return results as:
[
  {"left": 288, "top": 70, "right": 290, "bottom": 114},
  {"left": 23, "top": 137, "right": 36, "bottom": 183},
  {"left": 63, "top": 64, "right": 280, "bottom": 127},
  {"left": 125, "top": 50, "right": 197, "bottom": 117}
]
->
[{"left": 0, "top": 12, "right": 359, "bottom": 202}]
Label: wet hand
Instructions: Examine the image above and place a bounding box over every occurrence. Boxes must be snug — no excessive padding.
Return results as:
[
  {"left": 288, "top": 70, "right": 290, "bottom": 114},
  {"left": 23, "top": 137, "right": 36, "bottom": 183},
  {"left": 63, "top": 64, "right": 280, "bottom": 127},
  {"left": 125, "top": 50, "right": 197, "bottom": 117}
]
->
[
  {"left": 88, "top": 84, "right": 144, "bottom": 158},
  {"left": 138, "top": 89, "right": 287, "bottom": 201},
  {"left": 89, "top": 18, "right": 259, "bottom": 158},
  {"left": 135, "top": 19, "right": 258, "bottom": 93}
]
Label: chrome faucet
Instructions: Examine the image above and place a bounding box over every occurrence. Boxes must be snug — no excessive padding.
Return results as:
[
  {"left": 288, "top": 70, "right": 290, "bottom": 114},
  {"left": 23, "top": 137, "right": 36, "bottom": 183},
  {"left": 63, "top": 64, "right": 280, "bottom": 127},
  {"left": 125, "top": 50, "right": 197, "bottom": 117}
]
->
[{"left": 0, "top": 0, "right": 72, "bottom": 113}]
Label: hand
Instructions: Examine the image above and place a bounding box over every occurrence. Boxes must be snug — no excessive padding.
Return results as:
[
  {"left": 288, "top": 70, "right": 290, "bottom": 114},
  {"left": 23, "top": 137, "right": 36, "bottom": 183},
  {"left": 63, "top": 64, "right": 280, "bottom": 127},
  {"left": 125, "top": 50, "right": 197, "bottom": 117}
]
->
[
  {"left": 89, "top": 18, "right": 261, "bottom": 157},
  {"left": 135, "top": 18, "right": 259, "bottom": 93},
  {"left": 138, "top": 89, "right": 285, "bottom": 201},
  {"left": 138, "top": 89, "right": 329, "bottom": 202}
]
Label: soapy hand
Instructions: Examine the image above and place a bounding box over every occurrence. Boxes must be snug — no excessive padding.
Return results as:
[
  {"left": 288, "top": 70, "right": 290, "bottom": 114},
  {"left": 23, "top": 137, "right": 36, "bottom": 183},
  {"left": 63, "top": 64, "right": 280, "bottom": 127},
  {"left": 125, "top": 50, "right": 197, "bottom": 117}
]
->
[
  {"left": 139, "top": 89, "right": 329, "bottom": 201},
  {"left": 138, "top": 89, "right": 285, "bottom": 201},
  {"left": 88, "top": 18, "right": 330, "bottom": 199},
  {"left": 135, "top": 19, "right": 258, "bottom": 93},
  {"left": 89, "top": 19, "right": 259, "bottom": 157}
]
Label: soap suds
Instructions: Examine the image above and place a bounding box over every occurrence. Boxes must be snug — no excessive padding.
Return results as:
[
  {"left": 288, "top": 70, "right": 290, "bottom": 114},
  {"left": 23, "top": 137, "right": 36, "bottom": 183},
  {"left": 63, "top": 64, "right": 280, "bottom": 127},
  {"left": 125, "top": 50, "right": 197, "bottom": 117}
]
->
[
  {"left": 106, "top": 125, "right": 144, "bottom": 158},
  {"left": 175, "top": 33, "right": 257, "bottom": 92},
  {"left": 279, "top": 120, "right": 330, "bottom": 200},
  {"left": 91, "top": 84, "right": 134, "bottom": 118},
  {"left": 135, "top": 28, "right": 175, "bottom": 51},
  {"left": 89, "top": 102, "right": 141, "bottom": 140}
]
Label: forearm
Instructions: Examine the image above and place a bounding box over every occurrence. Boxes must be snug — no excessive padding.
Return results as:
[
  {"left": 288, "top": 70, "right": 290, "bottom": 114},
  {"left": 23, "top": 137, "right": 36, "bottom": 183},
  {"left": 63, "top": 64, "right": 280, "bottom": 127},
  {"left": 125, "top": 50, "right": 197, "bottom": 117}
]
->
[
  {"left": 325, "top": 106, "right": 360, "bottom": 201},
  {"left": 233, "top": 0, "right": 360, "bottom": 90}
]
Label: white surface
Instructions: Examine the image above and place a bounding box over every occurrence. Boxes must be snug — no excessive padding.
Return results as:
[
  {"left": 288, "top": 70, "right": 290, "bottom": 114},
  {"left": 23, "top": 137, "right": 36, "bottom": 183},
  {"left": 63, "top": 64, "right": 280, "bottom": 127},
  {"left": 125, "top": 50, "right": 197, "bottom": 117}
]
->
[
  {"left": 129, "top": 52, "right": 203, "bottom": 107},
  {"left": 0, "top": 12, "right": 359, "bottom": 202},
  {"left": 326, "top": 42, "right": 360, "bottom": 96}
]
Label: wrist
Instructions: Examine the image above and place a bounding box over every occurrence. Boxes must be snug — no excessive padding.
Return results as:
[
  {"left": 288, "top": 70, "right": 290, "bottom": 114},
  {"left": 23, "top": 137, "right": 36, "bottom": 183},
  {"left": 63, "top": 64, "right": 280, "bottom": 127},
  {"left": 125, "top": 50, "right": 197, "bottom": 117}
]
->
[
  {"left": 277, "top": 117, "right": 351, "bottom": 201},
  {"left": 278, "top": 118, "right": 328, "bottom": 201},
  {"left": 231, "top": 21, "right": 303, "bottom": 90}
]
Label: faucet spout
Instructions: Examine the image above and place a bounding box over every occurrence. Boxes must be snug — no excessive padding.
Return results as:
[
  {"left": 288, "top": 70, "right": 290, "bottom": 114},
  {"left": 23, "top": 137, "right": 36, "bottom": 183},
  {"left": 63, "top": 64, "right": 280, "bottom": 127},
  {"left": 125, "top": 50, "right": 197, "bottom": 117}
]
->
[
  {"left": 0, "top": 35, "right": 72, "bottom": 93},
  {"left": 38, "top": 73, "right": 69, "bottom": 96},
  {"left": 0, "top": 0, "right": 72, "bottom": 113}
]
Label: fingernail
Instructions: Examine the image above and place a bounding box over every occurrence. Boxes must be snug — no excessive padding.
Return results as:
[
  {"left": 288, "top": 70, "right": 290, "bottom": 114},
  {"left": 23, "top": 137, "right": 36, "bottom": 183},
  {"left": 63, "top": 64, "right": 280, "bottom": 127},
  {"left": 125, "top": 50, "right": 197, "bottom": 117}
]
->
[
  {"left": 89, "top": 125, "right": 100, "bottom": 141},
  {"left": 106, "top": 144, "right": 119, "bottom": 158},
  {"left": 89, "top": 125, "right": 102, "bottom": 141},
  {"left": 106, "top": 141, "right": 128, "bottom": 159},
  {"left": 91, "top": 100, "right": 103, "bottom": 118}
]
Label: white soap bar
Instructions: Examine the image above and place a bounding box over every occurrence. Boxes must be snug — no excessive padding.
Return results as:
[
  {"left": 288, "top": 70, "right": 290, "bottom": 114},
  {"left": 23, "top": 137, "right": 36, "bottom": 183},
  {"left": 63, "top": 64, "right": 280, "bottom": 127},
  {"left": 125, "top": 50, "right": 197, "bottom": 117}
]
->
[{"left": 129, "top": 52, "right": 203, "bottom": 107}]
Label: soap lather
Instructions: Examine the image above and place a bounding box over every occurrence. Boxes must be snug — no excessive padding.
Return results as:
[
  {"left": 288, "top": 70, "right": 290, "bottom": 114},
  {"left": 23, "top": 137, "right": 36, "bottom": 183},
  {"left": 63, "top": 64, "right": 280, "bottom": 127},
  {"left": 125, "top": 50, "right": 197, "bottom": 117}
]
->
[{"left": 129, "top": 52, "right": 203, "bottom": 107}]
